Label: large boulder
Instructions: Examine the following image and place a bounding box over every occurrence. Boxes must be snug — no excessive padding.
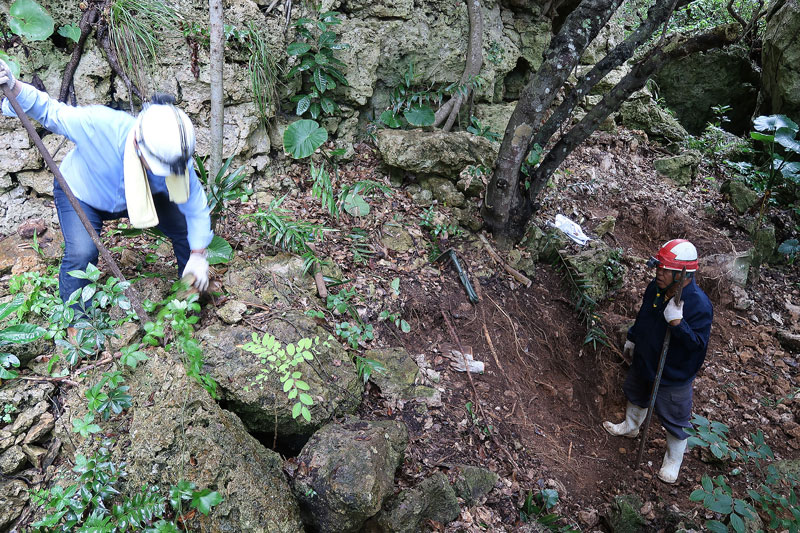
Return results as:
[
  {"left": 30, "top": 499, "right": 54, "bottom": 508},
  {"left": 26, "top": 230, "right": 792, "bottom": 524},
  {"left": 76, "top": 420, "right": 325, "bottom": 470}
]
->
[
  {"left": 655, "top": 49, "right": 760, "bottom": 135},
  {"left": 377, "top": 130, "right": 497, "bottom": 180},
  {"left": 291, "top": 417, "right": 409, "bottom": 533},
  {"left": 653, "top": 151, "right": 701, "bottom": 186},
  {"left": 761, "top": 0, "right": 800, "bottom": 123},
  {"left": 197, "top": 313, "right": 363, "bottom": 445},
  {"left": 122, "top": 349, "right": 305, "bottom": 532},
  {"left": 564, "top": 242, "right": 626, "bottom": 302},
  {"left": 222, "top": 251, "right": 315, "bottom": 307},
  {"left": 721, "top": 180, "right": 759, "bottom": 214}
]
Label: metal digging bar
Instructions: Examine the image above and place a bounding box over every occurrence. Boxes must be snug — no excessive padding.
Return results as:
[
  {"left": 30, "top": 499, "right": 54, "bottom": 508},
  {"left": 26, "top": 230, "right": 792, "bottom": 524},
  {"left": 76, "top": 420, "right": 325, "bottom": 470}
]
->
[
  {"left": 635, "top": 265, "right": 687, "bottom": 468},
  {"left": 2, "top": 85, "right": 151, "bottom": 325}
]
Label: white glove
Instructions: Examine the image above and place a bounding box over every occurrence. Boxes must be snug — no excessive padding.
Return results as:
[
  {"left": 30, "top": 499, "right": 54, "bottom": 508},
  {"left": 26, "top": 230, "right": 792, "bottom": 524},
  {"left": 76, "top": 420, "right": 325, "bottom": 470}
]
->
[
  {"left": 182, "top": 252, "right": 209, "bottom": 291},
  {"left": 664, "top": 298, "right": 684, "bottom": 323},
  {"left": 0, "top": 59, "right": 14, "bottom": 90},
  {"left": 623, "top": 340, "right": 635, "bottom": 358}
]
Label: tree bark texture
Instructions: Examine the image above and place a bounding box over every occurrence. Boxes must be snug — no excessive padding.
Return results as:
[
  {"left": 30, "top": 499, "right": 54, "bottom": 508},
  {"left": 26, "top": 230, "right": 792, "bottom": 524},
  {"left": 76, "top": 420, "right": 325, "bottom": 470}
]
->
[
  {"left": 434, "top": 0, "right": 483, "bottom": 131},
  {"left": 482, "top": 0, "right": 626, "bottom": 240},
  {"left": 58, "top": 5, "right": 99, "bottom": 103},
  {"left": 209, "top": 0, "right": 225, "bottom": 179}
]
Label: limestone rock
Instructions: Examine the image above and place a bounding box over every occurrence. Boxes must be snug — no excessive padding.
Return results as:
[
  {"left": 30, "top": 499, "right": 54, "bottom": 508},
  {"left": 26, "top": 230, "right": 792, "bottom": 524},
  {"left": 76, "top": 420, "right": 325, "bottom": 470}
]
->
[
  {"left": 10, "top": 401, "right": 48, "bottom": 436},
  {"left": 653, "top": 151, "right": 701, "bottom": 186},
  {"left": 362, "top": 347, "right": 441, "bottom": 406},
  {"left": 216, "top": 300, "right": 248, "bottom": 324},
  {"left": 700, "top": 251, "right": 752, "bottom": 287},
  {"left": 564, "top": 242, "right": 626, "bottom": 302},
  {"left": 223, "top": 252, "right": 313, "bottom": 307},
  {"left": 420, "top": 176, "right": 466, "bottom": 207},
  {"left": 721, "top": 180, "right": 759, "bottom": 215},
  {"left": 0, "top": 195, "right": 60, "bottom": 252},
  {"left": 619, "top": 95, "right": 690, "bottom": 144},
  {"left": 473, "top": 102, "right": 517, "bottom": 138},
  {"left": 198, "top": 316, "right": 362, "bottom": 443},
  {"left": 449, "top": 463, "right": 499, "bottom": 505},
  {"left": 521, "top": 224, "right": 570, "bottom": 264},
  {"left": 655, "top": 48, "right": 760, "bottom": 135},
  {"left": 375, "top": 472, "right": 460, "bottom": 533},
  {"left": 752, "top": 225, "right": 777, "bottom": 266},
  {"left": 381, "top": 222, "right": 415, "bottom": 253},
  {"left": 377, "top": 130, "right": 497, "bottom": 180},
  {"left": 0, "top": 479, "right": 29, "bottom": 530},
  {"left": 0, "top": 445, "right": 27, "bottom": 474},
  {"left": 24, "top": 411, "right": 54, "bottom": 444},
  {"left": 292, "top": 417, "right": 408, "bottom": 533},
  {"left": 124, "top": 349, "right": 305, "bottom": 532},
  {"left": 761, "top": 0, "right": 800, "bottom": 123}
]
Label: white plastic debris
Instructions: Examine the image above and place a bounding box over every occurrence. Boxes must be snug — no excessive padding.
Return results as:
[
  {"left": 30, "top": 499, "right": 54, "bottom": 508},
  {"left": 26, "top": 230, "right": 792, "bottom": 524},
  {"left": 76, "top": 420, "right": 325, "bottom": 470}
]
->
[
  {"left": 449, "top": 349, "right": 484, "bottom": 374},
  {"left": 552, "top": 214, "right": 591, "bottom": 245}
]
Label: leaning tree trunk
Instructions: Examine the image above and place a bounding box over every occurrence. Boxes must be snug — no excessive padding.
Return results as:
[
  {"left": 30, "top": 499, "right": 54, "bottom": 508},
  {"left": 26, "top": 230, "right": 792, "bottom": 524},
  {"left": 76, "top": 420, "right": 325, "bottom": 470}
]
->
[
  {"left": 482, "top": 0, "right": 627, "bottom": 242},
  {"left": 59, "top": 5, "right": 99, "bottom": 103},
  {"left": 209, "top": 0, "right": 224, "bottom": 179},
  {"left": 434, "top": 0, "right": 483, "bottom": 131}
]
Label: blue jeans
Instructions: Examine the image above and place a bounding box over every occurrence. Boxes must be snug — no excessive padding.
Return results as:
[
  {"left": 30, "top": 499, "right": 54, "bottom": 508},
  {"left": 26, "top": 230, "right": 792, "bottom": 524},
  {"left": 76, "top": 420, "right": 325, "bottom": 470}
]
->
[{"left": 53, "top": 179, "right": 190, "bottom": 309}]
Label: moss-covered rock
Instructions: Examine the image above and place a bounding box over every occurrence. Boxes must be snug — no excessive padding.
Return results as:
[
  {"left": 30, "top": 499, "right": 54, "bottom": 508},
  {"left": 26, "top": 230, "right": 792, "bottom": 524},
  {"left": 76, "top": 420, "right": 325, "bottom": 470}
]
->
[
  {"left": 564, "top": 241, "right": 626, "bottom": 302},
  {"left": 362, "top": 347, "right": 441, "bottom": 406},
  {"left": 653, "top": 151, "right": 701, "bottom": 186},
  {"left": 721, "top": 180, "right": 759, "bottom": 215},
  {"left": 606, "top": 494, "right": 646, "bottom": 533},
  {"left": 619, "top": 95, "right": 689, "bottom": 144},
  {"left": 375, "top": 472, "right": 460, "bottom": 533},
  {"left": 449, "top": 463, "right": 499, "bottom": 505},
  {"left": 291, "top": 417, "right": 409, "bottom": 532}
]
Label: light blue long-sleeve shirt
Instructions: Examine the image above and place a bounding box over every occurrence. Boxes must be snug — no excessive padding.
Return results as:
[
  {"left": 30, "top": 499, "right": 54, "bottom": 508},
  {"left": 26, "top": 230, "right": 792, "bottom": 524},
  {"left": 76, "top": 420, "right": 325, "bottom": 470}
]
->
[{"left": 2, "top": 84, "right": 213, "bottom": 250}]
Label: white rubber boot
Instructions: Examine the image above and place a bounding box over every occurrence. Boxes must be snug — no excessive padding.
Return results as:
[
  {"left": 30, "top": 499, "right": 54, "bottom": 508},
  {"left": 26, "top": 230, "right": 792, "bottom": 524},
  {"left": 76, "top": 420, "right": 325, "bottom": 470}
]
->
[
  {"left": 658, "top": 433, "right": 688, "bottom": 484},
  {"left": 603, "top": 402, "right": 648, "bottom": 438}
]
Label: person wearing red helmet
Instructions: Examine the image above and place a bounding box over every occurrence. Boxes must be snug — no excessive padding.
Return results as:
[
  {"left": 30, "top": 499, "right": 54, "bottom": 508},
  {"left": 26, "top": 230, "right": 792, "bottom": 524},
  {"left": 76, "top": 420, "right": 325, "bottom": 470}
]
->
[{"left": 603, "top": 239, "right": 713, "bottom": 483}]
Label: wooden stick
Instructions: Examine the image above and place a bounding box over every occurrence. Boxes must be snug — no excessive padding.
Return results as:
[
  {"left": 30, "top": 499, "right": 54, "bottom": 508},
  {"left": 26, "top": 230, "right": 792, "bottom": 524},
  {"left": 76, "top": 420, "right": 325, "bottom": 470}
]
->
[
  {"left": 478, "top": 233, "right": 532, "bottom": 288},
  {"left": 482, "top": 323, "right": 503, "bottom": 371},
  {"left": 17, "top": 375, "right": 80, "bottom": 387}
]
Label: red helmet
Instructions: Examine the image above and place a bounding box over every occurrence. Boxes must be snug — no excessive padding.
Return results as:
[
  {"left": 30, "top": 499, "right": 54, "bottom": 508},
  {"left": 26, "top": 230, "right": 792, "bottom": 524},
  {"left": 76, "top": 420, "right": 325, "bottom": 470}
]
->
[{"left": 653, "top": 239, "right": 698, "bottom": 272}]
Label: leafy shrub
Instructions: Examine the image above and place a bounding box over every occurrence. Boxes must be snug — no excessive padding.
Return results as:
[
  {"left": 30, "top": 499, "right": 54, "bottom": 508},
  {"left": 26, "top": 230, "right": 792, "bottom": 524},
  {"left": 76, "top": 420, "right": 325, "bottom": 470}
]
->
[
  {"left": 195, "top": 154, "right": 250, "bottom": 230},
  {"left": 287, "top": 10, "right": 349, "bottom": 119},
  {"left": 0, "top": 293, "right": 46, "bottom": 379},
  {"left": 283, "top": 119, "right": 328, "bottom": 159}
]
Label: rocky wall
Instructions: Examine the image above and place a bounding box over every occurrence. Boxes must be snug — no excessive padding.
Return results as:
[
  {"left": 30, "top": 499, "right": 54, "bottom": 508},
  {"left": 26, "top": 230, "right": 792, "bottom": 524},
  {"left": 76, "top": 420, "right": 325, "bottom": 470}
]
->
[{"left": 0, "top": 0, "right": 555, "bottom": 236}]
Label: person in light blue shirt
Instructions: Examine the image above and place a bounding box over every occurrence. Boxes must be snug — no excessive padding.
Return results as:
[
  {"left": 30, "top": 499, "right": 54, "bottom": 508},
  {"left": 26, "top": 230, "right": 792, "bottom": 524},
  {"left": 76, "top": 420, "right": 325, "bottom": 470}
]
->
[{"left": 0, "top": 59, "right": 212, "bottom": 319}]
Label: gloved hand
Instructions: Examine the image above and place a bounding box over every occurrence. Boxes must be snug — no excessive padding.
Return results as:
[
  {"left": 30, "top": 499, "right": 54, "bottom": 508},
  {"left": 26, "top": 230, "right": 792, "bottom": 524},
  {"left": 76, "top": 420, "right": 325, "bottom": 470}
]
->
[
  {"left": 0, "top": 59, "right": 15, "bottom": 90},
  {"left": 183, "top": 252, "right": 209, "bottom": 291},
  {"left": 664, "top": 297, "right": 683, "bottom": 324},
  {"left": 623, "top": 340, "right": 635, "bottom": 358}
]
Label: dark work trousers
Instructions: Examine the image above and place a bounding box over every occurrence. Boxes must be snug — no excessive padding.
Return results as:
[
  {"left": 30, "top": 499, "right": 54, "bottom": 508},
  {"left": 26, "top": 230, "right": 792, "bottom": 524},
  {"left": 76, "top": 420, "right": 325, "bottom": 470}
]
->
[
  {"left": 623, "top": 369, "right": 694, "bottom": 440},
  {"left": 53, "top": 179, "right": 190, "bottom": 310}
]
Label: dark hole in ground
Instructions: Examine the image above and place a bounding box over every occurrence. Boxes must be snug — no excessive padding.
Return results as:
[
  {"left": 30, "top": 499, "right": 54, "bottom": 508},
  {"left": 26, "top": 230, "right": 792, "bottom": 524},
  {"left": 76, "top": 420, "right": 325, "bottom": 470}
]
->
[{"left": 217, "top": 398, "right": 310, "bottom": 457}]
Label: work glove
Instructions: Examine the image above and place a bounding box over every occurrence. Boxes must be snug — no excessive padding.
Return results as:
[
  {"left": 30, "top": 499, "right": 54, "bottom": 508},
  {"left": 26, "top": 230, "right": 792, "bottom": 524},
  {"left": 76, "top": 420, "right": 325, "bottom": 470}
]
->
[
  {"left": 0, "top": 59, "right": 14, "bottom": 90},
  {"left": 182, "top": 251, "right": 210, "bottom": 292},
  {"left": 623, "top": 340, "right": 635, "bottom": 358},
  {"left": 664, "top": 297, "right": 683, "bottom": 324}
]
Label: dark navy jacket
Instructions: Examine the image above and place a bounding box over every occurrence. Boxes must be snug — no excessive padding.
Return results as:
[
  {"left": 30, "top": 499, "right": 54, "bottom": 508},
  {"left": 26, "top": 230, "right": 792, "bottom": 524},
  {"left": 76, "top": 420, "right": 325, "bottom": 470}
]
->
[{"left": 627, "top": 279, "right": 713, "bottom": 387}]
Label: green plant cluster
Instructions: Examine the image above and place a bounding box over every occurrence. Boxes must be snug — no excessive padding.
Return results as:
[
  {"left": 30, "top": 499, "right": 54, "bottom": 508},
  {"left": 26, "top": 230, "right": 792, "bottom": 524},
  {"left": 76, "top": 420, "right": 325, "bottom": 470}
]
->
[
  {"left": 31, "top": 442, "right": 222, "bottom": 531},
  {"left": 287, "top": 10, "right": 349, "bottom": 120},
  {"left": 0, "top": 292, "right": 46, "bottom": 379},
  {"left": 686, "top": 415, "right": 799, "bottom": 532},
  {"left": 519, "top": 487, "right": 578, "bottom": 532},
  {"left": 195, "top": 154, "right": 251, "bottom": 230},
  {"left": 240, "top": 333, "right": 327, "bottom": 422}
]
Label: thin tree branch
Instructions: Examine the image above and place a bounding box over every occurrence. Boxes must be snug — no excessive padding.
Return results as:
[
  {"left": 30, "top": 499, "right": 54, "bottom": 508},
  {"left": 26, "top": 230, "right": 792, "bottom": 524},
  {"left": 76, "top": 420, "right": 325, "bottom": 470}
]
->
[{"left": 59, "top": 5, "right": 99, "bottom": 103}]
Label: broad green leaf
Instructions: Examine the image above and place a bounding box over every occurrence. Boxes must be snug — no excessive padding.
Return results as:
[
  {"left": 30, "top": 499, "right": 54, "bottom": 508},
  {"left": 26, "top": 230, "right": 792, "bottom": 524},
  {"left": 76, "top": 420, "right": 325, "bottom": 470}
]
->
[
  {"left": 701, "top": 475, "right": 713, "bottom": 492},
  {"left": 705, "top": 520, "right": 728, "bottom": 533},
  {"left": 754, "top": 114, "right": 799, "bottom": 133},
  {"left": 403, "top": 105, "right": 435, "bottom": 127},
  {"left": 283, "top": 379, "right": 294, "bottom": 392},
  {"left": 400, "top": 320, "right": 411, "bottom": 333},
  {"left": 57, "top": 23, "right": 80, "bottom": 43},
  {"left": 380, "top": 109, "right": 402, "bottom": 129},
  {"left": 775, "top": 127, "right": 800, "bottom": 153},
  {"left": 301, "top": 405, "right": 311, "bottom": 422},
  {"left": 309, "top": 102, "right": 322, "bottom": 120},
  {"left": 0, "top": 52, "right": 20, "bottom": 78},
  {"left": 0, "top": 293, "right": 26, "bottom": 321},
  {"left": 287, "top": 42, "right": 311, "bottom": 56},
  {"left": 191, "top": 489, "right": 223, "bottom": 515},
  {"left": 292, "top": 402, "right": 302, "bottom": 418},
  {"left": 207, "top": 235, "right": 233, "bottom": 265},
  {"left": 313, "top": 68, "right": 328, "bottom": 93},
  {"left": 689, "top": 489, "right": 706, "bottom": 502},
  {"left": 299, "top": 393, "right": 313, "bottom": 405},
  {"left": 729, "top": 513, "right": 745, "bottom": 533},
  {"left": 283, "top": 119, "right": 328, "bottom": 159},
  {"left": 295, "top": 379, "right": 310, "bottom": 390},
  {"left": 750, "top": 132, "right": 774, "bottom": 143},
  {"left": 9, "top": 0, "right": 54, "bottom": 41},
  {"left": 708, "top": 493, "right": 733, "bottom": 514},
  {"left": 0, "top": 323, "right": 46, "bottom": 344},
  {"left": 320, "top": 96, "right": 336, "bottom": 115},
  {"left": 296, "top": 94, "right": 311, "bottom": 116},
  {"left": 0, "top": 367, "right": 19, "bottom": 379},
  {"left": 343, "top": 192, "right": 370, "bottom": 217}
]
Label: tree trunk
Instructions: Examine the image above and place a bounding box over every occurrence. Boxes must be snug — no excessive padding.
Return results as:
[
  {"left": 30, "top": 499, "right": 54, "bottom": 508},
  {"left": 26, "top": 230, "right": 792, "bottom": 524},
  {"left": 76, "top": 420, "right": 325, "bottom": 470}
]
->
[
  {"left": 434, "top": 0, "right": 483, "bottom": 131},
  {"left": 482, "top": 0, "right": 626, "bottom": 242},
  {"left": 209, "top": 0, "right": 225, "bottom": 179},
  {"left": 59, "top": 5, "right": 98, "bottom": 103}
]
